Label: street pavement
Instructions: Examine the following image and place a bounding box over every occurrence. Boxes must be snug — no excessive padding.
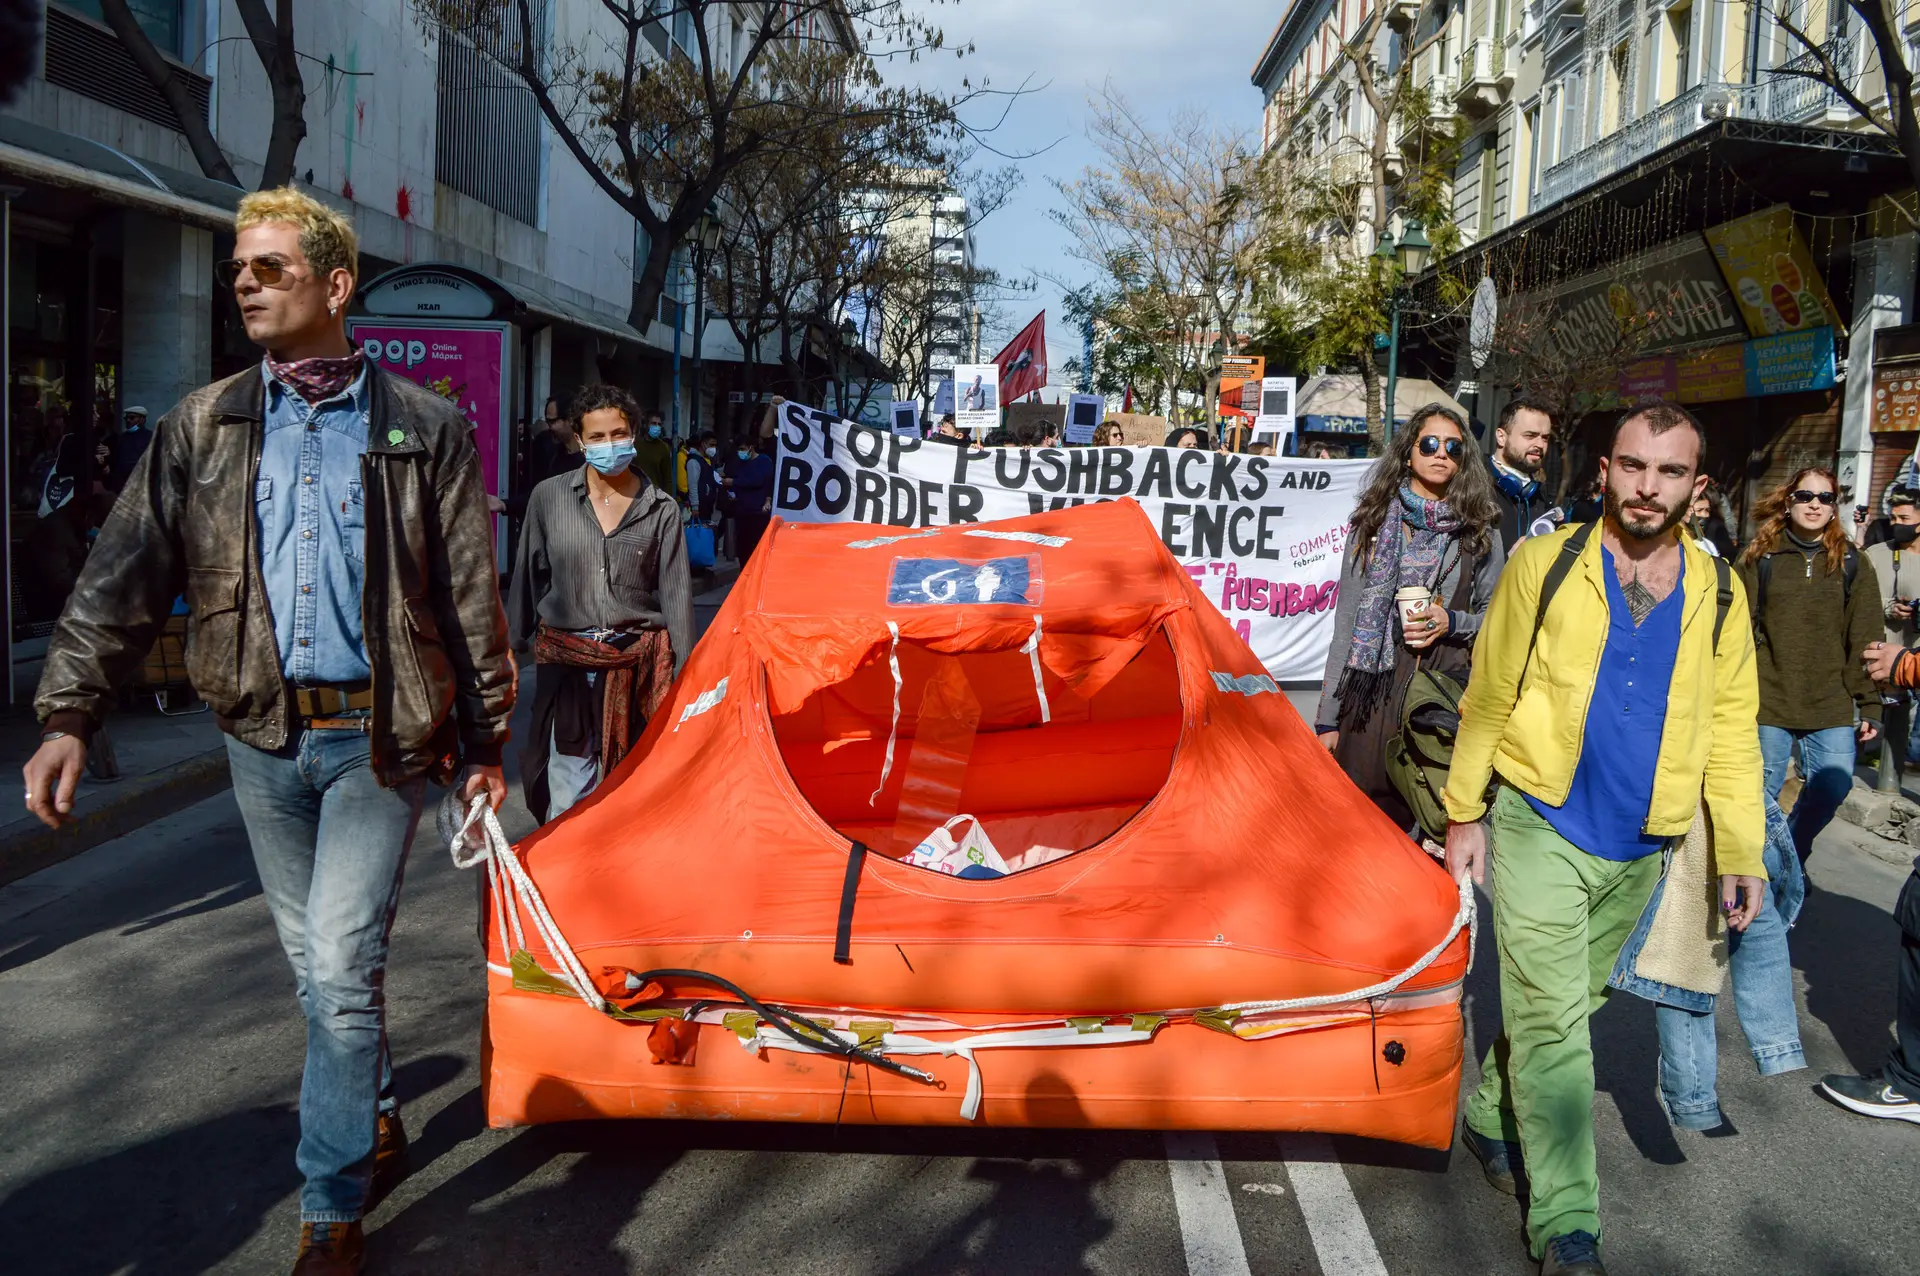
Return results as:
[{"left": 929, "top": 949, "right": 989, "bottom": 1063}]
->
[{"left": 1, "top": 636, "right": 1917, "bottom": 1272}]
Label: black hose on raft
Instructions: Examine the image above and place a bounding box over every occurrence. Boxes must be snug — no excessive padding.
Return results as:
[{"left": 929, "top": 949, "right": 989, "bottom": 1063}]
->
[{"left": 626, "top": 967, "right": 939, "bottom": 1086}]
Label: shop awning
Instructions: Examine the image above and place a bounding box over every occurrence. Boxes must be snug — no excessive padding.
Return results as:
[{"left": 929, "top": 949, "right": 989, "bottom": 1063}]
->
[{"left": 0, "top": 114, "right": 244, "bottom": 231}]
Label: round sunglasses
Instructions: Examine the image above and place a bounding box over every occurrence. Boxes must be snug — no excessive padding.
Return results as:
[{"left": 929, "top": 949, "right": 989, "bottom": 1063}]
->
[
  {"left": 1416, "top": 434, "right": 1464, "bottom": 461},
  {"left": 1790, "top": 489, "right": 1837, "bottom": 507}
]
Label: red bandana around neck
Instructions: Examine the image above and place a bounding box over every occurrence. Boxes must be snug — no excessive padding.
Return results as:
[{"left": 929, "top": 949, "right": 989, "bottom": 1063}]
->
[{"left": 266, "top": 351, "right": 365, "bottom": 405}]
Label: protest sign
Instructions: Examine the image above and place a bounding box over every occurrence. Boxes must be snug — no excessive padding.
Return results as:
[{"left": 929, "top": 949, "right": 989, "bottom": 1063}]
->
[
  {"left": 1254, "top": 377, "right": 1297, "bottom": 442},
  {"left": 772, "top": 401, "right": 1366, "bottom": 681},
  {"left": 890, "top": 401, "right": 921, "bottom": 437},
  {"left": 954, "top": 363, "right": 1000, "bottom": 433},
  {"left": 1065, "top": 393, "right": 1104, "bottom": 444}
]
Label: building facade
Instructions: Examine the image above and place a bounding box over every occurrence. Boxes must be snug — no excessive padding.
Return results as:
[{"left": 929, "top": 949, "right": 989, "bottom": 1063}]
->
[
  {"left": 0, "top": 0, "right": 812, "bottom": 688},
  {"left": 1253, "top": 0, "right": 1920, "bottom": 529}
]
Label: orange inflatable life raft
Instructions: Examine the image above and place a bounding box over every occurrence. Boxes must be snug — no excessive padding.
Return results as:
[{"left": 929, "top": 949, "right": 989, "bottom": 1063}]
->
[{"left": 473, "top": 499, "right": 1470, "bottom": 1148}]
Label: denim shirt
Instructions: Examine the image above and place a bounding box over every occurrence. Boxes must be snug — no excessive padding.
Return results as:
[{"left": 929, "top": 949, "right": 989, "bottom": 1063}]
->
[{"left": 256, "top": 363, "right": 371, "bottom": 684}]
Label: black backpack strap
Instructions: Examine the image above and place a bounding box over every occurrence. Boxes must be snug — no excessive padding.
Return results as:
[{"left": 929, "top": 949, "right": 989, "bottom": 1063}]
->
[
  {"left": 1845, "top": 546, "right": 1858, "bottom": 604},
  {"left": 1711, "top": 554, "right": 1733, "bottom": 652},
  {"left": 833, "top": 840, "right": 869, "bottom": 965},
  {"left": 1518, "top": 522, "right": 1597, "bottom": 687}
]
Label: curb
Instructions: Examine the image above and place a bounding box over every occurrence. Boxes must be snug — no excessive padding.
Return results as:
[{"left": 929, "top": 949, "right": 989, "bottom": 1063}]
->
[{"left": 0, "top": 747, "right": 233, "bottom": 890}]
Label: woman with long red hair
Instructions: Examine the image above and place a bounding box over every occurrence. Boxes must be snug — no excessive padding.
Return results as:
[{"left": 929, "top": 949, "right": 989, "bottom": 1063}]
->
[{"left": 1738, "top": 466, "right": 1883, "bottom": 866}]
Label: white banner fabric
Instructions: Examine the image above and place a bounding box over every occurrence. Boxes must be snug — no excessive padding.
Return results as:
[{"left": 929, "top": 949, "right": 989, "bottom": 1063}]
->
[{"left": 771, "top": 402, "right": 1369, "bottom": 682}]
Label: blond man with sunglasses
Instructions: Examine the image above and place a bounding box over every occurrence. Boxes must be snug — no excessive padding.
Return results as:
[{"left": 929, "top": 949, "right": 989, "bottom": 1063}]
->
[{"left": 22, "top": 187, "right": 514, "bottom": 1275}]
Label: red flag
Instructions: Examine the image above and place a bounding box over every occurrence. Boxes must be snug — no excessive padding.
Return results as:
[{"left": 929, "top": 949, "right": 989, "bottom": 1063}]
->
[
  {"left": 993, "top": 312, "right": 1048, "bottom": 403},
  {"left": 1122, "top": 383, "right": 1135, "bottom": 413}
]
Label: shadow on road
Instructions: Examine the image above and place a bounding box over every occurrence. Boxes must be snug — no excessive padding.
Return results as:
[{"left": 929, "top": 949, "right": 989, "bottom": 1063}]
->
[
  {"left": 1791, "top": 886, "right": 1902, "bottom": 1076},
  {"left": 0, "top": 811, "right": 258, "bottom": 977},
  {"left": 0, "top": 1054, "right": 465, "bottom": 1276}
]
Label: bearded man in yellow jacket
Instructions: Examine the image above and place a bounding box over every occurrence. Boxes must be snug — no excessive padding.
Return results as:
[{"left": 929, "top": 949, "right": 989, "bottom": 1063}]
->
[{"left": 1441, "top": 401, "right": 1767, "bottom": 1276}]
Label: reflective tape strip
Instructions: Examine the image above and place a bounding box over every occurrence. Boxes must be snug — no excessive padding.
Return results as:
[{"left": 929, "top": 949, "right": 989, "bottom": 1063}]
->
[{"left": 674, "top": 677, "right": 730, "bottom": 731}]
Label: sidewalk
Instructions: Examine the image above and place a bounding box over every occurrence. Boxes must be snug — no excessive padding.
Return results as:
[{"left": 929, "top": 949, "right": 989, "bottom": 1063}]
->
[
  {"left": 0, "top": 695, "right": 230, "bottom": 889},
  {"left": 0, "top": 559, "right": 744, "bottom": 889}
]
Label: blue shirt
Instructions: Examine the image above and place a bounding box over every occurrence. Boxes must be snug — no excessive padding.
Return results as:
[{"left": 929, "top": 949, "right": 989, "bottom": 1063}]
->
[
  {"left": 256, "top": 364, "right": 372, "bottom": 684},
  {"left": 1524, "top": 547, "right": 1683, "bottom": 861}
]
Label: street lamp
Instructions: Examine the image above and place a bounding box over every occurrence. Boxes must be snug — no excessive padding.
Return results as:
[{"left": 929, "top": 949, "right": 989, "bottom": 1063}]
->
[
  {"left": 1376, "top": 219, "right": 1431, "bottom": 442},
  {"left": 687, "top": 201, "right": 724, "bottom": 439},
  {"left": 837, "top": 316, "right": 860, "bottom": 418}
]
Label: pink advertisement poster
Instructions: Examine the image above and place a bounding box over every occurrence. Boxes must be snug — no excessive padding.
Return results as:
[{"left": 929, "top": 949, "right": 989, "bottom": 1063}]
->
[{"left": 351, "top": 322, "right": 507, "bottom": 495}]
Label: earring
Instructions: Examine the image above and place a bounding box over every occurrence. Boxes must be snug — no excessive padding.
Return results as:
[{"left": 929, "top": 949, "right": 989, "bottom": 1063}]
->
[{"left": 328, "top": 304, "right": 338, "bottom": 318}]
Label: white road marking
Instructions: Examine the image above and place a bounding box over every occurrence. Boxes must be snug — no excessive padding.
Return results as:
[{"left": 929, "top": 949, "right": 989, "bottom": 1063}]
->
[
  {"left": 1279, "top": 1132, "right": 1389, "bottom": 1276},
  {"left": 1163, "top": 1130, "right": 1253, "bottom": 1276}
]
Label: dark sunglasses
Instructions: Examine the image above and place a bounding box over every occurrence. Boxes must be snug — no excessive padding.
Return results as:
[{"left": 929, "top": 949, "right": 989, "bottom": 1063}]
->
[
  {"left": 215, "top": 254, "right": 298, "bottom": 289},
  {"left": 1416, "top": 434, "right": 1464, "bottom": 461},
  {"left": 1790, "top": 489, "right": 1837, "bottom": 507}
]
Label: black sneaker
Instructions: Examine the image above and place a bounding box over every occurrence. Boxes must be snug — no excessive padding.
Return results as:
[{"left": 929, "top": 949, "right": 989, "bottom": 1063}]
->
[
  {"left": 1818, "top": 1072, "right": 1920, "bottom": 1124},
  {"left": 1540, "top": 1230, "right": 1605, "bottom": 1276},
  {"left": 1460, "top": 1124, "right": 1524, "bottom": 1195}
]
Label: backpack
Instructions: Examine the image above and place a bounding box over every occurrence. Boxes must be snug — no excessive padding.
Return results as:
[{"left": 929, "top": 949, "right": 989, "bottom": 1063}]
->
[{"left": 1383, "top": 541, "right": 1478, "bottom": 841}]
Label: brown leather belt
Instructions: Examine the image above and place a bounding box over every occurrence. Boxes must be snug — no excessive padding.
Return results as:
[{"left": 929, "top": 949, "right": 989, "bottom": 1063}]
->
[{"left": 293, "top": 684, "right": 373, "bottom": 718}]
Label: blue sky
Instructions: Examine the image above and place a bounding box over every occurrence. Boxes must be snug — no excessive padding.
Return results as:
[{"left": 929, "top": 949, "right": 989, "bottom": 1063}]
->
[{"left": 882, "top": 0, "right": 1278, "bottom": 400}]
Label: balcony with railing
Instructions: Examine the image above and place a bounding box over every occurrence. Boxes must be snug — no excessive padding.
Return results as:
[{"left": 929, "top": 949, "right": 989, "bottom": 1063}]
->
[
  {"left": 1536, "top": 39, "right": 1855, "bottom": 207},
  {"left": 1455, "top": 38, "right": 1510, "bottom": 115}
]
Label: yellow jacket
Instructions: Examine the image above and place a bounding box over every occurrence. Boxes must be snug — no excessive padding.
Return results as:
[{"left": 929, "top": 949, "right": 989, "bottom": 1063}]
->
[{"left": 1441, "top": 524, "right": 1766, "bottom": 878}]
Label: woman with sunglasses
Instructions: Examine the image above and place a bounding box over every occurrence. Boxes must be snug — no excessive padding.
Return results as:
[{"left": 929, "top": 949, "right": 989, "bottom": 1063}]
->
[
  {"left": 1738, "top": 467, "right": 1882, "bottom": 867},
  {"left": 1316, "top": 405, "right": 1505, "bottom": 830}
]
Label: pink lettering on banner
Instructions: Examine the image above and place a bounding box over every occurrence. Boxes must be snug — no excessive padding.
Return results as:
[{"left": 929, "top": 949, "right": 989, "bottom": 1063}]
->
[{"left": 1219, "top": 561, "right": 1338, "bottom": 620}]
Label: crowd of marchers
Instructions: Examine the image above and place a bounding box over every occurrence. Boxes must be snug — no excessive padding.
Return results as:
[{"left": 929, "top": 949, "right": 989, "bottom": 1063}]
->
[
  {"left": 12, "top": 185, "right": 1920, "bottom": 1276},
  {"left": 1315, "top": 394, "right": 1920, "bottom": 1275}
]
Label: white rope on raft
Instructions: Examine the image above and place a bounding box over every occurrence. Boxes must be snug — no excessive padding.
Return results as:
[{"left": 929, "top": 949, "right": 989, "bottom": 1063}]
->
[
  {"left": 869, "top": 620, "right": 902, "bottom": 806},
  {"left": 1021, "top": 614, "right": 1050, "bottom": 723},
  {"left": 1215, "top": 870, "right": 1476, "bottom": 1015},
  {"left": 448, "top": 796, "right": 608, "bottom": 1013}
]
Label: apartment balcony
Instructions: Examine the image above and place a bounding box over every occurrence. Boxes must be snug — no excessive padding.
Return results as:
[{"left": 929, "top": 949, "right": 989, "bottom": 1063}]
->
[
  {"left": 1536, "top": 51, "right": 1855, "bottom": 207},
  {"left": 1385, "top": 0, "right": 1422, "bottom": 32},
  {"left": 1329, "top": 147, "right": 1373, "bottom": 189},
  {"left": 1454, "top": 39, "right": 1509, "bottom": 117}
]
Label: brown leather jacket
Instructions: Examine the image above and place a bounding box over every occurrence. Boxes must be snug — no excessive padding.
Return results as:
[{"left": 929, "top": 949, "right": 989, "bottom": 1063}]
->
[{"left": 36, "top": 365, "right": 515, "bottom": 785}]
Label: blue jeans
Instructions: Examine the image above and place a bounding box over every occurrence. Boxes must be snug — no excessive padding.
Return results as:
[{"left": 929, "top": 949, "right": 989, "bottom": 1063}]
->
[
  {"left": 1654, "top": 805, "right": 1807, "bottom": 1130},
  {"left": 547, "top": 669, "right": 599, "bottom": 818},
  {"left": 226, "top": 726, "right": 426, "bottom": 1223},
  {"left": 1759, "top": 723, "right": 1857, "bottom": 865}
]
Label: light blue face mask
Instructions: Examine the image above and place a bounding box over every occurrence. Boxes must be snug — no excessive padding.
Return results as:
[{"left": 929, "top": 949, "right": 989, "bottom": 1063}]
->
[
  {"left": 736, "top": 448, "right": 751, "bottom": 461},
  {"left": 647, "top": 424, "right": 663, "bottom": 439},
  {"left": 584, "top": 440, "right": 636, "bottom": 476}
]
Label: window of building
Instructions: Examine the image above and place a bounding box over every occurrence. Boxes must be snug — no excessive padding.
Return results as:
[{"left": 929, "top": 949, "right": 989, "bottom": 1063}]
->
[
  {"left": 1609, "top": 42, "right": 1631, "bottom": 131},
  {"left": 1561, "top": 73, "right": 1583, "bottom": 156},
  {"left": 1521, "top": 103, "right": 1540, "bottom": 213},
  {"left": 1477, "top": 141, "right": 1498, "bottom": 237},
  {"left": 62, "top": 0, "right": 182, "bottom": 59},
  {"left": 1669, "top": 2, "right": 1693, "bottom": 98},
  {"left": 435, "top": 3, "right": 549, "bottom": 227}
]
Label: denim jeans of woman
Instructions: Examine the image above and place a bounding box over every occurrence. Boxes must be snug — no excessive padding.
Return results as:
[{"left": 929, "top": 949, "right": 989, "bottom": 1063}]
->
[
  {"left": 225, "top": 723, "right": 426, "bottom": 1223},
  {"left": 1759, "top": 723, "right": 1857, "bottom": 866},
  {"left": 1653, "top": 801, "right": 1807, "bottom": 1130}
]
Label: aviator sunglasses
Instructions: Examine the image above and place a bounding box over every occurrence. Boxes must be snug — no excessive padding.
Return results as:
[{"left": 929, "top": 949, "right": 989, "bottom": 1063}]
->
[
  {"left": 215, "top": 254, "right": 299, "bottom": 289},
  {"left": 1790, "top": 489, "right": 1837, "bottom": 507},
  {"left": 1416, "top": 434, "right": 1464, "bottom": 461}
]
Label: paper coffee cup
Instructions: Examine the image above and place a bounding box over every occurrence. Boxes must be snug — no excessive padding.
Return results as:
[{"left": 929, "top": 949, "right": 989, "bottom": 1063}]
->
[{"left": 1395, "top": 585, "right": 1434, "bottom": 625}]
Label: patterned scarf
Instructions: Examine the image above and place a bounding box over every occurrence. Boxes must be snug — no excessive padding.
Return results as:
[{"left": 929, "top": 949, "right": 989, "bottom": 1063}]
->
[
  {"left": 532, "top": 625, "right": 675, "bottom": 776},
  {"left": 1335, "top": 485, "right": 1463, "bottom": 729},
  {"left": 265, "top": 351, "right": 365, "bottom": 405}
]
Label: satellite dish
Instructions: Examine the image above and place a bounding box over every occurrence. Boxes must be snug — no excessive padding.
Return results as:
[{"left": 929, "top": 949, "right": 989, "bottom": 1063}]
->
[{"left": 1470, "top": 277, "right": 1498, "bottom": 372}]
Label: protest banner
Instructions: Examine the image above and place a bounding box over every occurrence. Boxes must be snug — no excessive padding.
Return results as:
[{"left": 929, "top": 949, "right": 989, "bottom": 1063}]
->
[{"left": 772, "top": 401, "right": 1367, "bottom": 681}]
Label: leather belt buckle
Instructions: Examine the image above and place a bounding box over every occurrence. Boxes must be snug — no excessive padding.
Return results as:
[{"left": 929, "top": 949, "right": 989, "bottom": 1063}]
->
[{"left": 306, "top": 715, "right": 371, "bottom": 733}]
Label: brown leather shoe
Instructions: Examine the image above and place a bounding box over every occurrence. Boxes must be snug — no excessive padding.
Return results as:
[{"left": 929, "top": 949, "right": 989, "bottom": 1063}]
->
[
  {"left": 291, "top": 1220, "right": 364, "bottom": 1274},
  {"left": 369, "top": 1110, "right": 410, "bottom": 1209}
]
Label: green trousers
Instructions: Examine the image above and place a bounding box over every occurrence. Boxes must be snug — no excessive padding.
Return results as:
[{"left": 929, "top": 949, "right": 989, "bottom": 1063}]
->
[{"left": 1462, "top": 786, "right": 1662, "bottom": 1257}]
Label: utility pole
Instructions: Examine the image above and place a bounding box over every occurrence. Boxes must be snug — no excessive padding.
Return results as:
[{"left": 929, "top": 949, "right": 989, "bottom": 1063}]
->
[{"left": 970, "top": 307, "right": 981, "bottom": 362}]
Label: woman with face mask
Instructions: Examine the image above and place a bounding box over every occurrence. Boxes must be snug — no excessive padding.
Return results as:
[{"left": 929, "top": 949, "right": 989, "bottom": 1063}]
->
[
  {"left": 508, "top": 384, "right": 693, "bottom": 822},
  {"left": 721, "top": 436, "right": 777, "bottom": 563}
]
